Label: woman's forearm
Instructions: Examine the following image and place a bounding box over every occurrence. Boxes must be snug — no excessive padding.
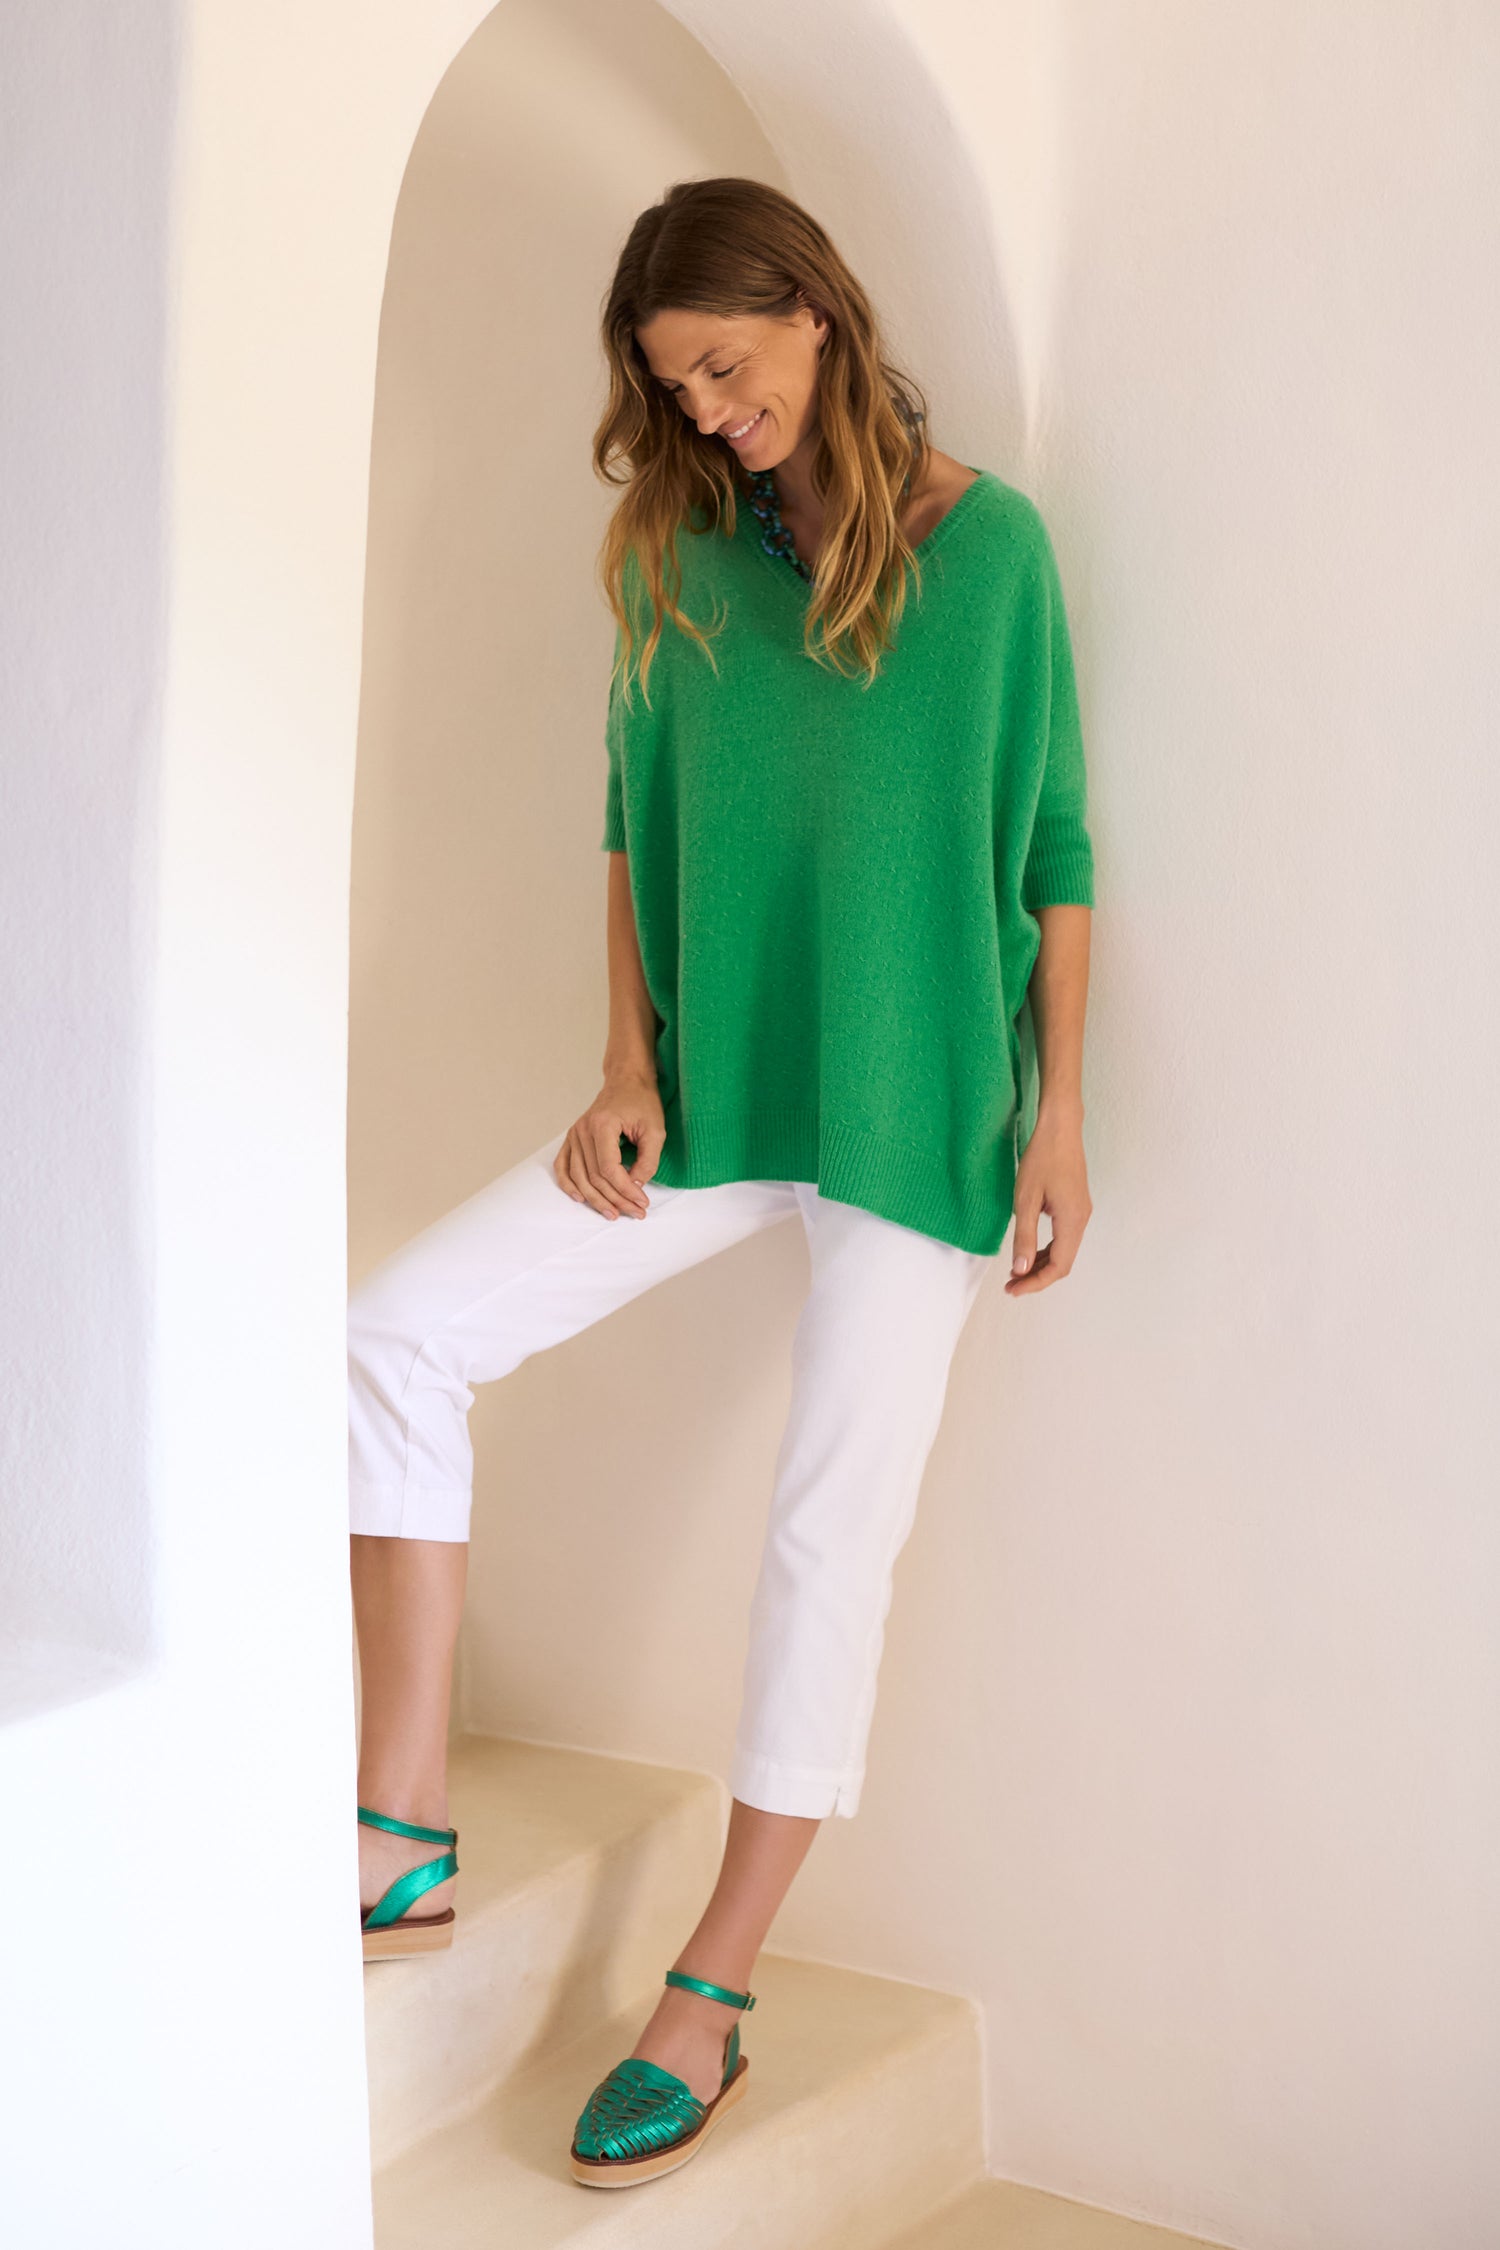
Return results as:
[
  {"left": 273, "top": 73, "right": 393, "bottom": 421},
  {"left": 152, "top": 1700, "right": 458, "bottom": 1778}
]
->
[
  {"left": 602, "top": 849, "right": 659, "bottom": 1080},
  {"left": 1029, "top": 902, "right": 1092, "bottom": 1116}
]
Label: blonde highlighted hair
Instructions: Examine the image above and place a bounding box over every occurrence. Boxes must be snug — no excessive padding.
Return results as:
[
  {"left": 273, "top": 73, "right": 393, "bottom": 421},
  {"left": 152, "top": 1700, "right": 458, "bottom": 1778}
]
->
[{"left": 593, "top": 177, "right": 932, "bottom": 706}]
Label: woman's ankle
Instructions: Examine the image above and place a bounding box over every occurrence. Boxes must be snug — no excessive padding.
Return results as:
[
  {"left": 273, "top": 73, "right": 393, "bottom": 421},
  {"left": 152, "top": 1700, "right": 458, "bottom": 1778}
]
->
[
  {"left": 356, "top": 1777, "right": 451, "bottom": 1828},
  {"left": 671, "top": 1946, "right": 758, "bottom": 1995}
]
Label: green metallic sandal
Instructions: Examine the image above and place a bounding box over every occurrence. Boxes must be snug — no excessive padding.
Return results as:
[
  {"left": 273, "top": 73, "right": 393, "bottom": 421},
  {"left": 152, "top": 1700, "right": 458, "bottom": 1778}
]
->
[
  {"left": 569, "top": 1969, "right": 756, "bottom": 2187},
  {"left": 358, "top": 1805, "right": 459, "bottom": 1962}
]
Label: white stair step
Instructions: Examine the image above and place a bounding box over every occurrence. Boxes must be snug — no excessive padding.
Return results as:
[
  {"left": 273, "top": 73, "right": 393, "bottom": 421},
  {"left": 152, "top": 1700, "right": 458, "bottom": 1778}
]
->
[
  {"left": 880, "top": 2179, "right": 1233, "bottom": 2250},
  {"left": 364, "top": 1736, "right": 725, "bottom": 2167},
  {"left": 372, "top": 1950, "right": 984, "bottom": 2249}
]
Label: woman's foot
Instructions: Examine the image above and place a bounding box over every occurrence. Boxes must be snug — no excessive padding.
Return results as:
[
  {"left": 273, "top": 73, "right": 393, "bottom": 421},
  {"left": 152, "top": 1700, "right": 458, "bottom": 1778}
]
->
[
  {"left": 358, "top": 1812, "right": 457, "bottom": 1922},
  {"left": 624, "top": 1970, "right": 748, "bottom": 2103}
]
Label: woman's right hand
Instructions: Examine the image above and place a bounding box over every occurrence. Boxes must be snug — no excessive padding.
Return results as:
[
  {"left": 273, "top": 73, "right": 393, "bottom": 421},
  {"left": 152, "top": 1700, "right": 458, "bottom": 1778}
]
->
[{"left": 552, "top": 1072, "right": 666, "bottom": 1219}]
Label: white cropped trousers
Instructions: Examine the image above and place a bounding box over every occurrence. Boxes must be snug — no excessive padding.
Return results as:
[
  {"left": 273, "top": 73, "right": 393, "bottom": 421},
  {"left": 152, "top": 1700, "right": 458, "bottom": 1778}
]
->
[{"left": 347, "top": 1128, "right": 992, "bottom": 1820}]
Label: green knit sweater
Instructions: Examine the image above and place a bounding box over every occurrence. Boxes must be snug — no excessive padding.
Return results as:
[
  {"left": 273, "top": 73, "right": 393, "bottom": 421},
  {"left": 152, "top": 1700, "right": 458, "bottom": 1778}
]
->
[{"left": 599, "top": 468, "right": 1095, "bottom": 1256}]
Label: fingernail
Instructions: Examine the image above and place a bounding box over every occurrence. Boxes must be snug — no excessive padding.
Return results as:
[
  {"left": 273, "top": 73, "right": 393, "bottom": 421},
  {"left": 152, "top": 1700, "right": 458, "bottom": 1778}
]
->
[{"left": 1012, "top": 1255, "right": 1028, "bottom": 1273}]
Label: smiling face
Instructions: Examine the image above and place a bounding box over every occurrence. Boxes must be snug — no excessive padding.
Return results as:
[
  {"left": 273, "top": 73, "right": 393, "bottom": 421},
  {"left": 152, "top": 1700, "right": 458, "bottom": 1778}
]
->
[{"left": 634, "top": 302, "right": 830, "bottom": 469}]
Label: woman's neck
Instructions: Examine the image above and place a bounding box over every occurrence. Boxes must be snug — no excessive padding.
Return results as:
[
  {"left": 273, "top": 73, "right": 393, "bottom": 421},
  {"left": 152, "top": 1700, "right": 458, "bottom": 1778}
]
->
[{"left": 758, "top": 442, "right": 951, "bottom": 565}]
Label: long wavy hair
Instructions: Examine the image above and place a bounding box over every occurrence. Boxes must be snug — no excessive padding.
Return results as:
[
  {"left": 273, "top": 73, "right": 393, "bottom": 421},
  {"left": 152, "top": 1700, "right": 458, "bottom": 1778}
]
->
[{"left": 594, "top": 177, "right": 932, "bottom": 706}]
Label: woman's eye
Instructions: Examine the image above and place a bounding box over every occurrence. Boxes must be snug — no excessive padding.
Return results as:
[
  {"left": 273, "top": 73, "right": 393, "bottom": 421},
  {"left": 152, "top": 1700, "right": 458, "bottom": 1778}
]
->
[{"left": 664, "top": 363, "right": 737, "bottom": 399}]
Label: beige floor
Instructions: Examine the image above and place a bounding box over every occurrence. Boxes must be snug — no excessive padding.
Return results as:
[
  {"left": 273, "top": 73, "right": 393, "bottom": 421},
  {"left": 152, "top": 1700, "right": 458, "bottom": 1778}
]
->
[{"left": 884, "top": 2178, "right": 1234, "bottom": 2250}]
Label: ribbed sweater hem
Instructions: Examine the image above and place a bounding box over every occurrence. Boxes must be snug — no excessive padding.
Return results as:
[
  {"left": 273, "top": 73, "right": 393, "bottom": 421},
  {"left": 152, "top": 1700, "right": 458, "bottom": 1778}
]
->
[{"left": 648, "top": 1105, "right": 1011, "bottom": 1258}]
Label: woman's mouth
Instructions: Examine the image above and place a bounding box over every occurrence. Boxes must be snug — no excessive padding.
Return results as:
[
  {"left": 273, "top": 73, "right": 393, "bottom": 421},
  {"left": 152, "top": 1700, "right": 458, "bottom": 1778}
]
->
[{"left": 723, "top": 408, "right": 767, "bottom": 447}]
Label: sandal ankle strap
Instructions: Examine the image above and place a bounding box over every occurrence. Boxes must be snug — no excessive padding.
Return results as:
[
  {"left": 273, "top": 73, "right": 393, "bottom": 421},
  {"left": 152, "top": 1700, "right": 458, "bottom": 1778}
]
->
[
  {"left": 358, "top": 1803, "right": 458, "bottom": 1848},
  {"left": 664, "top": 1967, "right": 757, "bottom": 2012}
]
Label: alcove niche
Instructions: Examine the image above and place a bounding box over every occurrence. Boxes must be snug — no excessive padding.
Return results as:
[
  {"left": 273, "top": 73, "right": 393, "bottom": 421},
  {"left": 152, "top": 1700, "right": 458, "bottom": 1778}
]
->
[
  {"left": 347, "top": 0, "right": 1027, "bottom": 1957},
  {"left": 347, "top": 0, "right": 1030, "bottom": 2182}
]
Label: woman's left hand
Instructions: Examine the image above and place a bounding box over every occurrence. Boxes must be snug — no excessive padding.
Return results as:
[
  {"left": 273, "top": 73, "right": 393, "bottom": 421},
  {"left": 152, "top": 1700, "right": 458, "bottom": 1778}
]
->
[{"left": 1004, "top": 1101, "right": 1091, "bottom": 1295}]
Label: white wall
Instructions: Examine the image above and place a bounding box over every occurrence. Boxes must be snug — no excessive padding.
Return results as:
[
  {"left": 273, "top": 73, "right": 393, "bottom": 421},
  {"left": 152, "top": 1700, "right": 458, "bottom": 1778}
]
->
[
  {"left": 0, "top": 0, "right": 167, "bottom": 1702},
  {"left": 903, "top": 5, "right": 1499, "bottom": 2239},
  {"left": 0, "top": 5, "right": 458, "bottom": 2243},
  {"left": 6, "top": 1, "right": 1495, "bottom": 2244}
]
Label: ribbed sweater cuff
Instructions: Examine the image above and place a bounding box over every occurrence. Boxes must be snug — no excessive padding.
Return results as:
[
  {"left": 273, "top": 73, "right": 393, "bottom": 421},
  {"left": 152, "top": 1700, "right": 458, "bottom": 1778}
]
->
[{"left": 1022, "top": 818, "right": 1095, "bottom": 910}]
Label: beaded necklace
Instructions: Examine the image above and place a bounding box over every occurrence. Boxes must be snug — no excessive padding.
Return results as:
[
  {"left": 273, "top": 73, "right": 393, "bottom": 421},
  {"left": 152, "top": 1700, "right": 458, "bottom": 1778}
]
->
[{"left": 742, "top": 403, "right": 927, "bottom": 582}]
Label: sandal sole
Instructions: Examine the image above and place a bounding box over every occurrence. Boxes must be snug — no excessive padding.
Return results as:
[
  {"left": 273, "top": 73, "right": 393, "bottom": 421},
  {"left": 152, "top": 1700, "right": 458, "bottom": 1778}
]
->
[{"left": 361, "top": 1907, "right": 456, "bottom": 1962}]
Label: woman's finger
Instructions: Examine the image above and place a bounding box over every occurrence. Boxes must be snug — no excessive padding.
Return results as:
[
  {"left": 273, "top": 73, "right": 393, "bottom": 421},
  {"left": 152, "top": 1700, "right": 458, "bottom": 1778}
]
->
[
  {"left": 1045, "top": 1206, "right": 1089, "bottom": 1277},
  {"left": 1010, "top": 1195, "right": 1041, "bottom": 1278},
  {"left": 565, "top": 1135, "right": 620, "bottom": 1219},
  {"left": 552, "top": 1131, "right": 582, "bottom": 1199},
  {"left": 573, "top": 1122, "right": 639, "bottom": 1219},
  {"left": 1003, "top": 1239, "right": 1056, "bottom": 1294},
  {"left": 621, "top": 1122, "right": 666, "bottom": 1189},
  {"left": 589, "top": 1117, "right": 649, "bottom": 1216}
]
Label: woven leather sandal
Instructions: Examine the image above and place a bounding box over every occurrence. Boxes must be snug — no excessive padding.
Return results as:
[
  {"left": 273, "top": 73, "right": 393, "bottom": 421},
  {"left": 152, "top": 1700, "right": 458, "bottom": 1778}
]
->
[
  {"left": 569, "top": 1968, "right": 755, "bottom": 2186},
  {"left": 359, "top": 1805, "right": 459, "bottom": 1961}
]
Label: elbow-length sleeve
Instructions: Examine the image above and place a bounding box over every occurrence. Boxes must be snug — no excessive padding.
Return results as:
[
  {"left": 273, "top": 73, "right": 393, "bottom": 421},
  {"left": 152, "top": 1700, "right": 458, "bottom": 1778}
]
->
[
  {"left": 600, "top": 625, "right": 627, "bottom": 852},
  {"left": 1019, "top": 516, "right": 1095, "bottom": 912}
]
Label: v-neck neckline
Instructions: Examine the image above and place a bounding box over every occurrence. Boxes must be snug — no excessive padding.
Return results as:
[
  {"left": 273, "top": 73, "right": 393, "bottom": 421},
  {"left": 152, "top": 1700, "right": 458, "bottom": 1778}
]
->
[{"left": 733, "top": 466, "right": 995, "bottom": 595}]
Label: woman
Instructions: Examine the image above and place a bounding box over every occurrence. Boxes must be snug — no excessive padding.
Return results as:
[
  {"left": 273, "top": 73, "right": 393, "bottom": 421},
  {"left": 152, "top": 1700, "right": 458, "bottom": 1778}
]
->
[{"left": 347, "top": 176, "right": 1095, "bottom": 2188}]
